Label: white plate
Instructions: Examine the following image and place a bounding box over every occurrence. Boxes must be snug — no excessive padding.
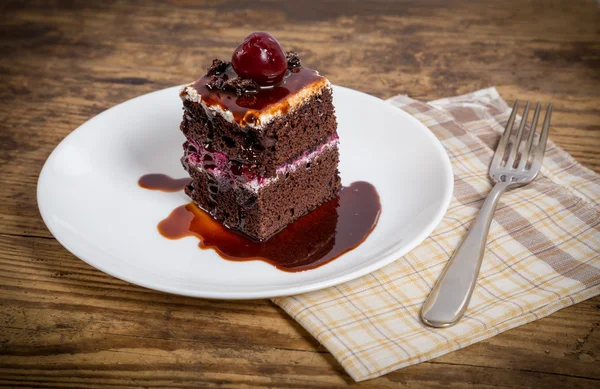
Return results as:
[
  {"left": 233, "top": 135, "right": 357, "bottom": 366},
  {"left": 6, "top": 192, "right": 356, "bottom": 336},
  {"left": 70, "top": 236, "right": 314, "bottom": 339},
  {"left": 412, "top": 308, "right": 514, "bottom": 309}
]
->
[{"left": 38, "top": 85, "right": 453, "bottom": 299}]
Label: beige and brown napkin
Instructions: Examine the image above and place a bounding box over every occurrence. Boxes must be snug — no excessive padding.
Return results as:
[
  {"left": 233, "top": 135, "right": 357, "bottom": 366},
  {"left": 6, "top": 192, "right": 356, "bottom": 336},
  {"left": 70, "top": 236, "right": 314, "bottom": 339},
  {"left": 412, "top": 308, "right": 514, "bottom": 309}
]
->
[{"left": 273, "top": 88, "right": 600, "bottom": 382}]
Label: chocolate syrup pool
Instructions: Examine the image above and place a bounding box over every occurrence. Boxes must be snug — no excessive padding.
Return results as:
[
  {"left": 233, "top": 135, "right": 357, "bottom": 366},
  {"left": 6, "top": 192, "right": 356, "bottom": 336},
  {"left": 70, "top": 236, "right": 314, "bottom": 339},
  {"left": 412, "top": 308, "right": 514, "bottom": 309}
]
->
[
  {"left": 138, "top": 174, "right": 191, "bottom": 192},
  {"left": 140, "top": 175, "right": 381, "bottom": 272}
]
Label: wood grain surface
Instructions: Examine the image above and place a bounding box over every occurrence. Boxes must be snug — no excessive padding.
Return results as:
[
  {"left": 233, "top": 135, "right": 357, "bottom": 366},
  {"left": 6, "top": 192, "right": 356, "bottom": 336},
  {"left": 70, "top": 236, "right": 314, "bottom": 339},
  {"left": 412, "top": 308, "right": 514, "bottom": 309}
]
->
[{"left": 1, "top": 0, "right": 599, "bottom": 388}]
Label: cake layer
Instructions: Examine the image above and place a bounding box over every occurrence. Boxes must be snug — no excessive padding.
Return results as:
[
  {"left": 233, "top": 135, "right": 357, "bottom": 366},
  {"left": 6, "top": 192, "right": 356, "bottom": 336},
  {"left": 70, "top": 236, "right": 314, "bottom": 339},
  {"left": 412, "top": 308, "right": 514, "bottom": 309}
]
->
[
  {"left": 184, "top": 143, "right": 341, "bottom": 241},
  {"left": 181, "top": 84, "right": 336, "bottom": 177}
]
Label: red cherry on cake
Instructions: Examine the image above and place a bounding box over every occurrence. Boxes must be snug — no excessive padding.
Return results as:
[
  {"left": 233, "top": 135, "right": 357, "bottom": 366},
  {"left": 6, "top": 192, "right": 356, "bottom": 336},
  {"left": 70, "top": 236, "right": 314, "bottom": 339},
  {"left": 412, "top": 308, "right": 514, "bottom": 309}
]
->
[{"left": 232, "top": 32, "right": 287, "bottom": 86}]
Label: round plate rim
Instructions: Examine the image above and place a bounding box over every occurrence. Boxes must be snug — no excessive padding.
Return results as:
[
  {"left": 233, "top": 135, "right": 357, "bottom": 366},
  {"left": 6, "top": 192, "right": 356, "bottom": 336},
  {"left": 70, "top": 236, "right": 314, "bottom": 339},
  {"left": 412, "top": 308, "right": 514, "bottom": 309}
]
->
[{"left": 37, "top": 84, "right": 454, "bottom": 299}]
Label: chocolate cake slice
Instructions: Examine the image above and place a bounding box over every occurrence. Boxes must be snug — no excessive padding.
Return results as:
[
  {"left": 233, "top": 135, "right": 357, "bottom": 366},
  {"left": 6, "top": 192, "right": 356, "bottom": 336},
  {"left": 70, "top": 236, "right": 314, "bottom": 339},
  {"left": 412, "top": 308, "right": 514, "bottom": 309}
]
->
[{"left": 178, "top": 32, "right": 341, "bottom": 241}]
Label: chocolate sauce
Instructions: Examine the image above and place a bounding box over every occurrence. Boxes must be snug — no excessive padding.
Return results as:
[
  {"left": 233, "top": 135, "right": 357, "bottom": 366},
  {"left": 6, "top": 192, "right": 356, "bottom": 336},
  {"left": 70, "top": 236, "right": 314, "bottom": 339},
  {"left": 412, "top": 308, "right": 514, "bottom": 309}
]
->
[
  {"left": 138, "top": 174, "right": 192, "bottom": 192},
  {"left": 189, "top": 66, "right": 324, "bottom": 126},
  {"left": 158, "top": 182, "right": 380, "bottom": 272}
]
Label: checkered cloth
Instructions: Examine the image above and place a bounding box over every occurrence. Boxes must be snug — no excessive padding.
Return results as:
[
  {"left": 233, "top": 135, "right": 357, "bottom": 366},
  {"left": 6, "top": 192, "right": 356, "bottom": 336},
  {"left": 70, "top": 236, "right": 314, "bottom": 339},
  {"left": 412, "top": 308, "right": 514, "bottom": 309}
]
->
[{"left": 272, "top": 88, "right": 600, "bottom": 382}]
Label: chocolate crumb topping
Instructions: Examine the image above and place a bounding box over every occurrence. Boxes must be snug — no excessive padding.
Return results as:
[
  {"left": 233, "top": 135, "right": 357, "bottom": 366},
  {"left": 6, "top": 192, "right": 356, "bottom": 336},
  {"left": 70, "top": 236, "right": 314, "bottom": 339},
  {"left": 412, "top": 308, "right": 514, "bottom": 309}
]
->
[
  {"left": 227, "top": 77, "right": 259, "bottom": 96},
  {"left": 286, "top": 51, "right": 301, "bottom": 68},
  {"left": 206, "top": 59, "right": 231, "bottom": 76},
  {"left": 206, "top": 75, "right": 226, "bottom": 91},
  {"left": 206, "top": 73, "right": 258, "bottom": 96},
  {"left": 204, "top": 58, "right": 259, "bottom": 95}
]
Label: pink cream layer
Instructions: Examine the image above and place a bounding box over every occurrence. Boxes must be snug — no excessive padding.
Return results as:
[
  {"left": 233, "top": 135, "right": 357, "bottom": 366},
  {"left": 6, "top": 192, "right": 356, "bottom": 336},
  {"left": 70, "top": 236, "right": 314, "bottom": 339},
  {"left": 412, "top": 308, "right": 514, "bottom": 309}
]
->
[{"left": 183, "top": 134, "right": 339, "bottom": 192}]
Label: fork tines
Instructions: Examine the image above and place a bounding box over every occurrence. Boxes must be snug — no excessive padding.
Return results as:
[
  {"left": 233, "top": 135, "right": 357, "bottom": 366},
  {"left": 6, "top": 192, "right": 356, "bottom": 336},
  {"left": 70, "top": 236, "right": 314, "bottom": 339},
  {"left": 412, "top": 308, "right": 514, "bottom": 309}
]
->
[{"left": 492, "top": 99, "right": 552, "bottom": 172}]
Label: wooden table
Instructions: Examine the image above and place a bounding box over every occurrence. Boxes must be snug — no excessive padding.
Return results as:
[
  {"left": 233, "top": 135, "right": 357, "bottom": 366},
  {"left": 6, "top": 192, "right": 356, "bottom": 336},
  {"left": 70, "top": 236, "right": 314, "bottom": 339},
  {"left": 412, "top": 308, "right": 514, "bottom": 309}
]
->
[{"left": 1, "top": 1, "right": 598, "bottom": 387}]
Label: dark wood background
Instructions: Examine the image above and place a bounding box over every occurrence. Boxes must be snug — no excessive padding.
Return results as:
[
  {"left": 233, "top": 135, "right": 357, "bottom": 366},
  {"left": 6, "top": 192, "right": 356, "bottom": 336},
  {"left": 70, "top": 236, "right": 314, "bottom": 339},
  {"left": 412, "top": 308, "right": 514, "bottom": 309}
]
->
[{"left": 1, "top": 1, "right": 598, "bottom": 388}]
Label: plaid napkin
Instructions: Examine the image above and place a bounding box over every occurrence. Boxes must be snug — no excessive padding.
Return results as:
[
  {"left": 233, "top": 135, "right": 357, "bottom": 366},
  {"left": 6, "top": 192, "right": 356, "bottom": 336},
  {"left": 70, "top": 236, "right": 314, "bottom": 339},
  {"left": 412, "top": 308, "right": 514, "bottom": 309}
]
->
[{"left": 272, "top": 88, "right": 600, "bottom": 382}]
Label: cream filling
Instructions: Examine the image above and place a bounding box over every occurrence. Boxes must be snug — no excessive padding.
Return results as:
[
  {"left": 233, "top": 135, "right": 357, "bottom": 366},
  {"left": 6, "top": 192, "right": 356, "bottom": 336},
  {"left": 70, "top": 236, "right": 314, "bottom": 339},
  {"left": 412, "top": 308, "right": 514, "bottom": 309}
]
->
[{"left": 189, "top": 136, "right": 339, "bottom": 193}]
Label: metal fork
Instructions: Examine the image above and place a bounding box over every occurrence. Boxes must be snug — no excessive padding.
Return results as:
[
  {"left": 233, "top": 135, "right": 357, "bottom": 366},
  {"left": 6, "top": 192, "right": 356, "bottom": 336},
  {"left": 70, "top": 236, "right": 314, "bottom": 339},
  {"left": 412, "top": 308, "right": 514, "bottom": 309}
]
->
[{"left": 420, "top": 100, "right": 552, "bottom": 328}]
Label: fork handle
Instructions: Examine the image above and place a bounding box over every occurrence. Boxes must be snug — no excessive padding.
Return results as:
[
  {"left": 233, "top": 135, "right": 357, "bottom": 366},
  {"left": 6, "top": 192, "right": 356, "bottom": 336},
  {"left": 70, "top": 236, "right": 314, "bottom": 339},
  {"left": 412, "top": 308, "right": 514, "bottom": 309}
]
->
[{"left": 420, "top": 181, "right": 511, "bottom": 327}]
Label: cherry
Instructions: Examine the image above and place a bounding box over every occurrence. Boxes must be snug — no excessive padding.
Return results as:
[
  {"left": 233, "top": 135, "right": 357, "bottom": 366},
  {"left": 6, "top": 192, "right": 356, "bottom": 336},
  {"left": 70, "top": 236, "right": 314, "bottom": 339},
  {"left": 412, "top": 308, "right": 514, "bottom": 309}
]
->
[{"left": 231, "top": 32, "right": 287, "bottom": 86}]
